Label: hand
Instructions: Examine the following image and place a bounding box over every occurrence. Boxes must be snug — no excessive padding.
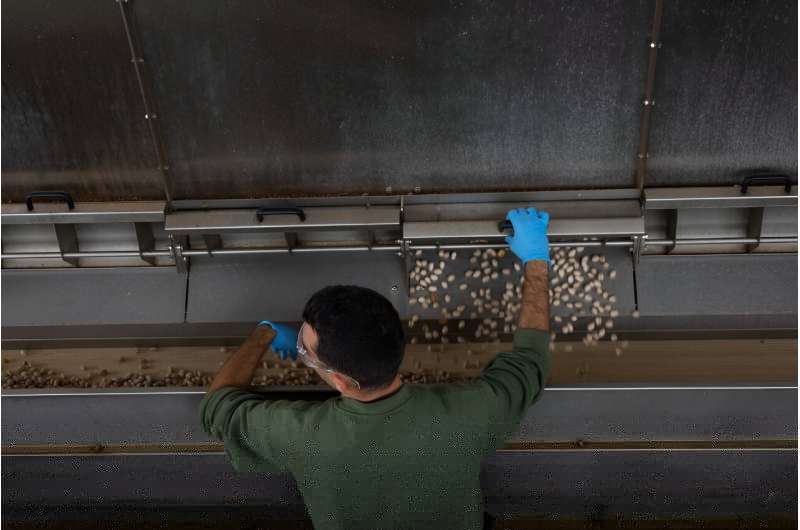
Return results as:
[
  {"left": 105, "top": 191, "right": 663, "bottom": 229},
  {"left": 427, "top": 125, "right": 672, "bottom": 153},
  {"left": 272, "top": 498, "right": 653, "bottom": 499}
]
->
[
  {"left": 504, "top": 207, "right": 550, "bottom": 264},
  {"left": 257, "top": 320, "right": 299, "bottom": 361}
]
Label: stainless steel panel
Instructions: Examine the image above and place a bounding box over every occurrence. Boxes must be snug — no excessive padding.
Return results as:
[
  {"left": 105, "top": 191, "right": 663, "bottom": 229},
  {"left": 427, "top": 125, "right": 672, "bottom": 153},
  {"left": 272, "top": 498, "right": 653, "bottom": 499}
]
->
[
  {"left": 1, "top": 202, "right": 166, "bottom": 225},
  {"left": 171, "top": 189, "right": 642, "bottom": 211},
  {"left": 403, "top": 200, "right": 642, "bottom": 223},
  {"left": 637, "top": 255, "right": 798, "bottom": 316},
  {"left": 645, "top": 186, "right": 798, "bottom": 209},
  {"left": 647, "top": 1, "right": 798, "bottom": 186},
  {"left": 185, "top": 253, "right": 407, "bottom": 322},
  {"left": 133, "top": 0, "right": 651, "bottom": 198},
  {"left": 4, "top": 386, "right": 794, "bottom": 446},
  {"left": 404, "top": 218, "right": 645, "bottom": 241},
  {"left": 0, "top": 268, "right": 187, "bottom": 326},
  {"left": 3, "top": 313, "right": 795, "bottom": 350},
  {"left": 513, "top": 386, "right": 797, "bottom": 443},
  {"left": 483, "top": 450, "right": 797, "bottom": 518},
  {"left": 1, "top": 454, "right": 306, "bottom": 509},
  {"left": 2, "top": 451, "right": 795, "bottom": 519},
  {"left": 1, "top": 0, "right": 165, "bottom": 202},
  {"left": 759, "top": 206, "right": 800, "bottom": 253},
  {"left": 165, "top": 206, "right": 400, "bottom": 234}
]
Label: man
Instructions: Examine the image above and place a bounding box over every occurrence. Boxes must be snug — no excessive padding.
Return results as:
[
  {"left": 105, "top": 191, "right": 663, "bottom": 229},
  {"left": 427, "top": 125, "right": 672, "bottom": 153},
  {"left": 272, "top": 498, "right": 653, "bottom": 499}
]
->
[{"left": 200, "top": 207, "right": 551, "bottom": 529}]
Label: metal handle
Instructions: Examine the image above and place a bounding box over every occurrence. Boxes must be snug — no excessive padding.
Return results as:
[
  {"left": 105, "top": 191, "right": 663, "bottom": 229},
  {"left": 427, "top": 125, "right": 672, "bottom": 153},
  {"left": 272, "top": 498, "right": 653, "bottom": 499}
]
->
[
  {"left": 255, "top": 207, "right": 306, "bottom": 223},
  {"left": 740, "top": 174, "right": 792, "bottom": 194},
  {"left": 498, "top": 219, "right": 513, "bottom": 234},
  {"left": 25, "top": 191, "right": 75, "bottom": 212}
]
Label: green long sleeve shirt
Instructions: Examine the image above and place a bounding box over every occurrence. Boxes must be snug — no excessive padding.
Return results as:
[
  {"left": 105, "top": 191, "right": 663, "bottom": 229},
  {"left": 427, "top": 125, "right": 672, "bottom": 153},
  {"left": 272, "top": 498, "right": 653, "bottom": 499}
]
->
[{"left": 199, "top": 329, "right": 550, "bottom": 530}]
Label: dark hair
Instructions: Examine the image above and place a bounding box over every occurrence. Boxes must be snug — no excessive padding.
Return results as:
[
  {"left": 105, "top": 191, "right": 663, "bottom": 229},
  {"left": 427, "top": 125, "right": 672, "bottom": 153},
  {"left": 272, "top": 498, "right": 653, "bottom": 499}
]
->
[{"left": 302, "top": 285, "right": 405, "bottom": 390}]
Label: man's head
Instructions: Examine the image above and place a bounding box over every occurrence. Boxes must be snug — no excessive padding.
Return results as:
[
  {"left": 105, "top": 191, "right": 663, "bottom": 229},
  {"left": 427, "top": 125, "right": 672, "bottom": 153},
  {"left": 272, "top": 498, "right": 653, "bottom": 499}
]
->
[{"left": 300, "top": 285, "right": 405, "bottom": 393}]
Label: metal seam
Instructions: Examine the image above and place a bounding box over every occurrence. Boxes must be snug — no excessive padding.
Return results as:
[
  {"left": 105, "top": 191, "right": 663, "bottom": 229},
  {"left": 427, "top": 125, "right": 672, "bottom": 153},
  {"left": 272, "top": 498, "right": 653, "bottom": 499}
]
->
[
  {"left": 635, "top": 0, "right": 664, "bottom": 192},
  {"left": 116, "top": 0, "right": 173, "bottom": 204}
]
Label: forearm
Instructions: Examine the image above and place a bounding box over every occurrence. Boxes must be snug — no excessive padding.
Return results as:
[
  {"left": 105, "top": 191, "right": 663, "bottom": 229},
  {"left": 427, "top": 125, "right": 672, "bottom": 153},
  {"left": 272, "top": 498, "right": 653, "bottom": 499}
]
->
[
  {"left": 517, "top": 260, "right": 549, "bottom": 332},
  {"left": 479, "top": 259, "right": 551, "bottom": 442},
  {"left": 207, "top": 325, "right": 277, "bottom": 394}
]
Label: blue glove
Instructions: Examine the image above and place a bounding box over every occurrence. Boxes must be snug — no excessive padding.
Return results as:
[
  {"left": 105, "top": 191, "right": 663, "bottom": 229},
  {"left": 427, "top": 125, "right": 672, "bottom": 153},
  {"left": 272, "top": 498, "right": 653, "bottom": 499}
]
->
[
  {"left": 504, "top": 207, "right": 551, "bottom": 264},
  {"left": 258, "top": 320, "right": 299, "bottom": 361}
]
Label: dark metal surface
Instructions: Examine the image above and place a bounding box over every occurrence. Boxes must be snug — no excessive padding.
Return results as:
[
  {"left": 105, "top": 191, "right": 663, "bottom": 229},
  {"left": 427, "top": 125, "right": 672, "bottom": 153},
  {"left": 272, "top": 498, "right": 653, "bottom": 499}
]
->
[
  {"left": 130, "top": 0, "right": 651, "bottom": 198},
  {"left": 0, "top": 268, "right": 187, "bottom": 326},
  {"left": 647, "top": 0, "right": 798, "bottom": 186},
  {"left": 3, "top": 2, "right": 797, "bottom": 200},
  {"left": 482, "top": 450, "right": 797, "bottom": 518},
  {"left": 3, "top": 313, "right": 796, "bottom": 350},
  {"left": 637, "top": 254, "right": 798, "bottom": 315},
  {"left": 2, "top": 386, "right": 795, "bottom": 446},
  {"left": 185, "top": 252, "right": 407, "bottom": 322},
  {"left": 2, "top": 450, "right": 795, "bottom": 519},
  {"left": 1, "top": 0, "right": 164, "bottom": 201}
]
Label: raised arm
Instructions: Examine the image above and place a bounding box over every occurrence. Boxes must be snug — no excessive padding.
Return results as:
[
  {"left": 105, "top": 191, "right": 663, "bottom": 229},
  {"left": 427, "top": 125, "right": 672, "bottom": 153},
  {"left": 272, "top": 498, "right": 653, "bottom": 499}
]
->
[
  {"left": 476, "top": 207, "right": 552, "bottom": 448},
  {"left": 207, "top": 324, "right": 276, "bottom": 394}
]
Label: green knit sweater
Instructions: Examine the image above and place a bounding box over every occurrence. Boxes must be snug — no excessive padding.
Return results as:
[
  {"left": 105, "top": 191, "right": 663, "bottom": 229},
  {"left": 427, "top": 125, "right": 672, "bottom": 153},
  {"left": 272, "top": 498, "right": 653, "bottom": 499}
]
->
[{"left": 200, "top": 329, "right": 550, "bottom": 530}]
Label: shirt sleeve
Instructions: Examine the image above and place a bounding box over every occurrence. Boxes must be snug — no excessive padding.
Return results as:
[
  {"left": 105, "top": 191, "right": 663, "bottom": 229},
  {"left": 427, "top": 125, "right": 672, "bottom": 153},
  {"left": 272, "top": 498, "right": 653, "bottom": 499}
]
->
[
  {"left": 199, "top": 386, "right": 315, "bottom": 473},
  {"left": 475, "top": 329, "right": 551, "bottom": 449}
]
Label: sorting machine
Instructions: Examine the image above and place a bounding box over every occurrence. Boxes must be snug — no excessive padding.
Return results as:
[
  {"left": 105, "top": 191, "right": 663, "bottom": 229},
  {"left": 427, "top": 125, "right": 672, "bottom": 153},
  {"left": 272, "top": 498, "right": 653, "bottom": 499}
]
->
[{"left": 1, "top": 0, "right": 797, "bottom": 527}]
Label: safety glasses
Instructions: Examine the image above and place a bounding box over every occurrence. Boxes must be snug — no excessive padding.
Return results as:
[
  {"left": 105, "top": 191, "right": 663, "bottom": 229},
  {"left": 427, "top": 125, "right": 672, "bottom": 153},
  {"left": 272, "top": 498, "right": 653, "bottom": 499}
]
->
[{"left": 296, "top": 323, "right": 361, "bottom": 390}]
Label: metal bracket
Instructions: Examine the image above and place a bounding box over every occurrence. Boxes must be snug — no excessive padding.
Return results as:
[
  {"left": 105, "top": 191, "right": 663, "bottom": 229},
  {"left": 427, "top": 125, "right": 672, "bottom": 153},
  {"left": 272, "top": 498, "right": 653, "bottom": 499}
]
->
[
  {"left": 202, "top": 234, "right": 223, "bottom": 256},
  {"left": 168, "top": 235, "right": 188, "bottom": 274},
  {"left": 631, "top": 234, "right": 645, "bottom": 265},
  {"left": 284, "top": 232, "right": 299, "bottom": 253},
  {"left": 54, "top": 224, "right": 80, "bottom": 267},
  {"left": 134, "top": 223, "right": 157, "bottom": 265},
  {"left": 745, "top": 207, "right": 765, "bottom": 253},
  {"left": 630, "top": 235, "right": 646, "bottom": 311},
  {"left": 665, "top": 210, "right": 678, "bottom": 254},
  {"left": 399, "top": 239, "right": 412, "bottom": 298},
  {"left": 398, "top": 238, "right": 411, "bottom": 258}
]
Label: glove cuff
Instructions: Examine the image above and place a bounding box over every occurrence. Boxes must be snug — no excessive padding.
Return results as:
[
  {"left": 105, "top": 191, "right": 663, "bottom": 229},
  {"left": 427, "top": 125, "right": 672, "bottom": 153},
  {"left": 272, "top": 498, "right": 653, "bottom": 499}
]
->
[{"left": 523, "top": 255, "right": 551, "bottom": 265}]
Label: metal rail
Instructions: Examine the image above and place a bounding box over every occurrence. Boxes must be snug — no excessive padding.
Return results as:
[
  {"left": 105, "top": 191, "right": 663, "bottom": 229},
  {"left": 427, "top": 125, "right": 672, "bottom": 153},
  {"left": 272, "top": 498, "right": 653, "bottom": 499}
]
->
[
  {"left": 3, "top": 439, "right": 796, "bottom": 457},
  {"left": 634, "top": 0, "right": 664, "bottom": 191},
  {"left": 1, "top": 236, "right": 797, "bottom": 260},
  {"left": 116, "top": 0, "right": 172, "bottom": 204}
]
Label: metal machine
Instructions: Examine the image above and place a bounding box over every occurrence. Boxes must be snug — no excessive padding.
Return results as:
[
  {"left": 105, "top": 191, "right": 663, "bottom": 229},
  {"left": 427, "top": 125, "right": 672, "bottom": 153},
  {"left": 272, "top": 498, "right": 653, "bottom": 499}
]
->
[{"left": 2, "top": 0, "right": 797, "bottom": 527}]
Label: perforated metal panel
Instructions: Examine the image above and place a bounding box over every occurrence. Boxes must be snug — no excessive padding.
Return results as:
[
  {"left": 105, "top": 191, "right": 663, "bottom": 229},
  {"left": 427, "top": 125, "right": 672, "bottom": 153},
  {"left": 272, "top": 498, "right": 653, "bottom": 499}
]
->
[
  {"left": 134, "top": 0, "right": 651, "bottom": 198},
  {"left": 1, "top": 0, "right": 164, "bottom": 201},
  {"left": 647, "top": 0, "right": 798, "bottom": 186}
]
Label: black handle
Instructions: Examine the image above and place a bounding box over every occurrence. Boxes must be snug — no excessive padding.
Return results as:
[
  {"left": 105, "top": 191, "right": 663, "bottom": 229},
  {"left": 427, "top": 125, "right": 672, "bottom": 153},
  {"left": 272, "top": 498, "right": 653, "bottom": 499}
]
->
[
  {"left": 498, "top": 219, "right": 513, "bottom": 234},
  {"left": 740, "top": 174, "right": 792, "bottom": 194},
  {"left": 255, "top": 207, "right": 306, "bottom": 223},
  {"left": 25, "top": 191, "right": 75, "bottom": 212}
]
